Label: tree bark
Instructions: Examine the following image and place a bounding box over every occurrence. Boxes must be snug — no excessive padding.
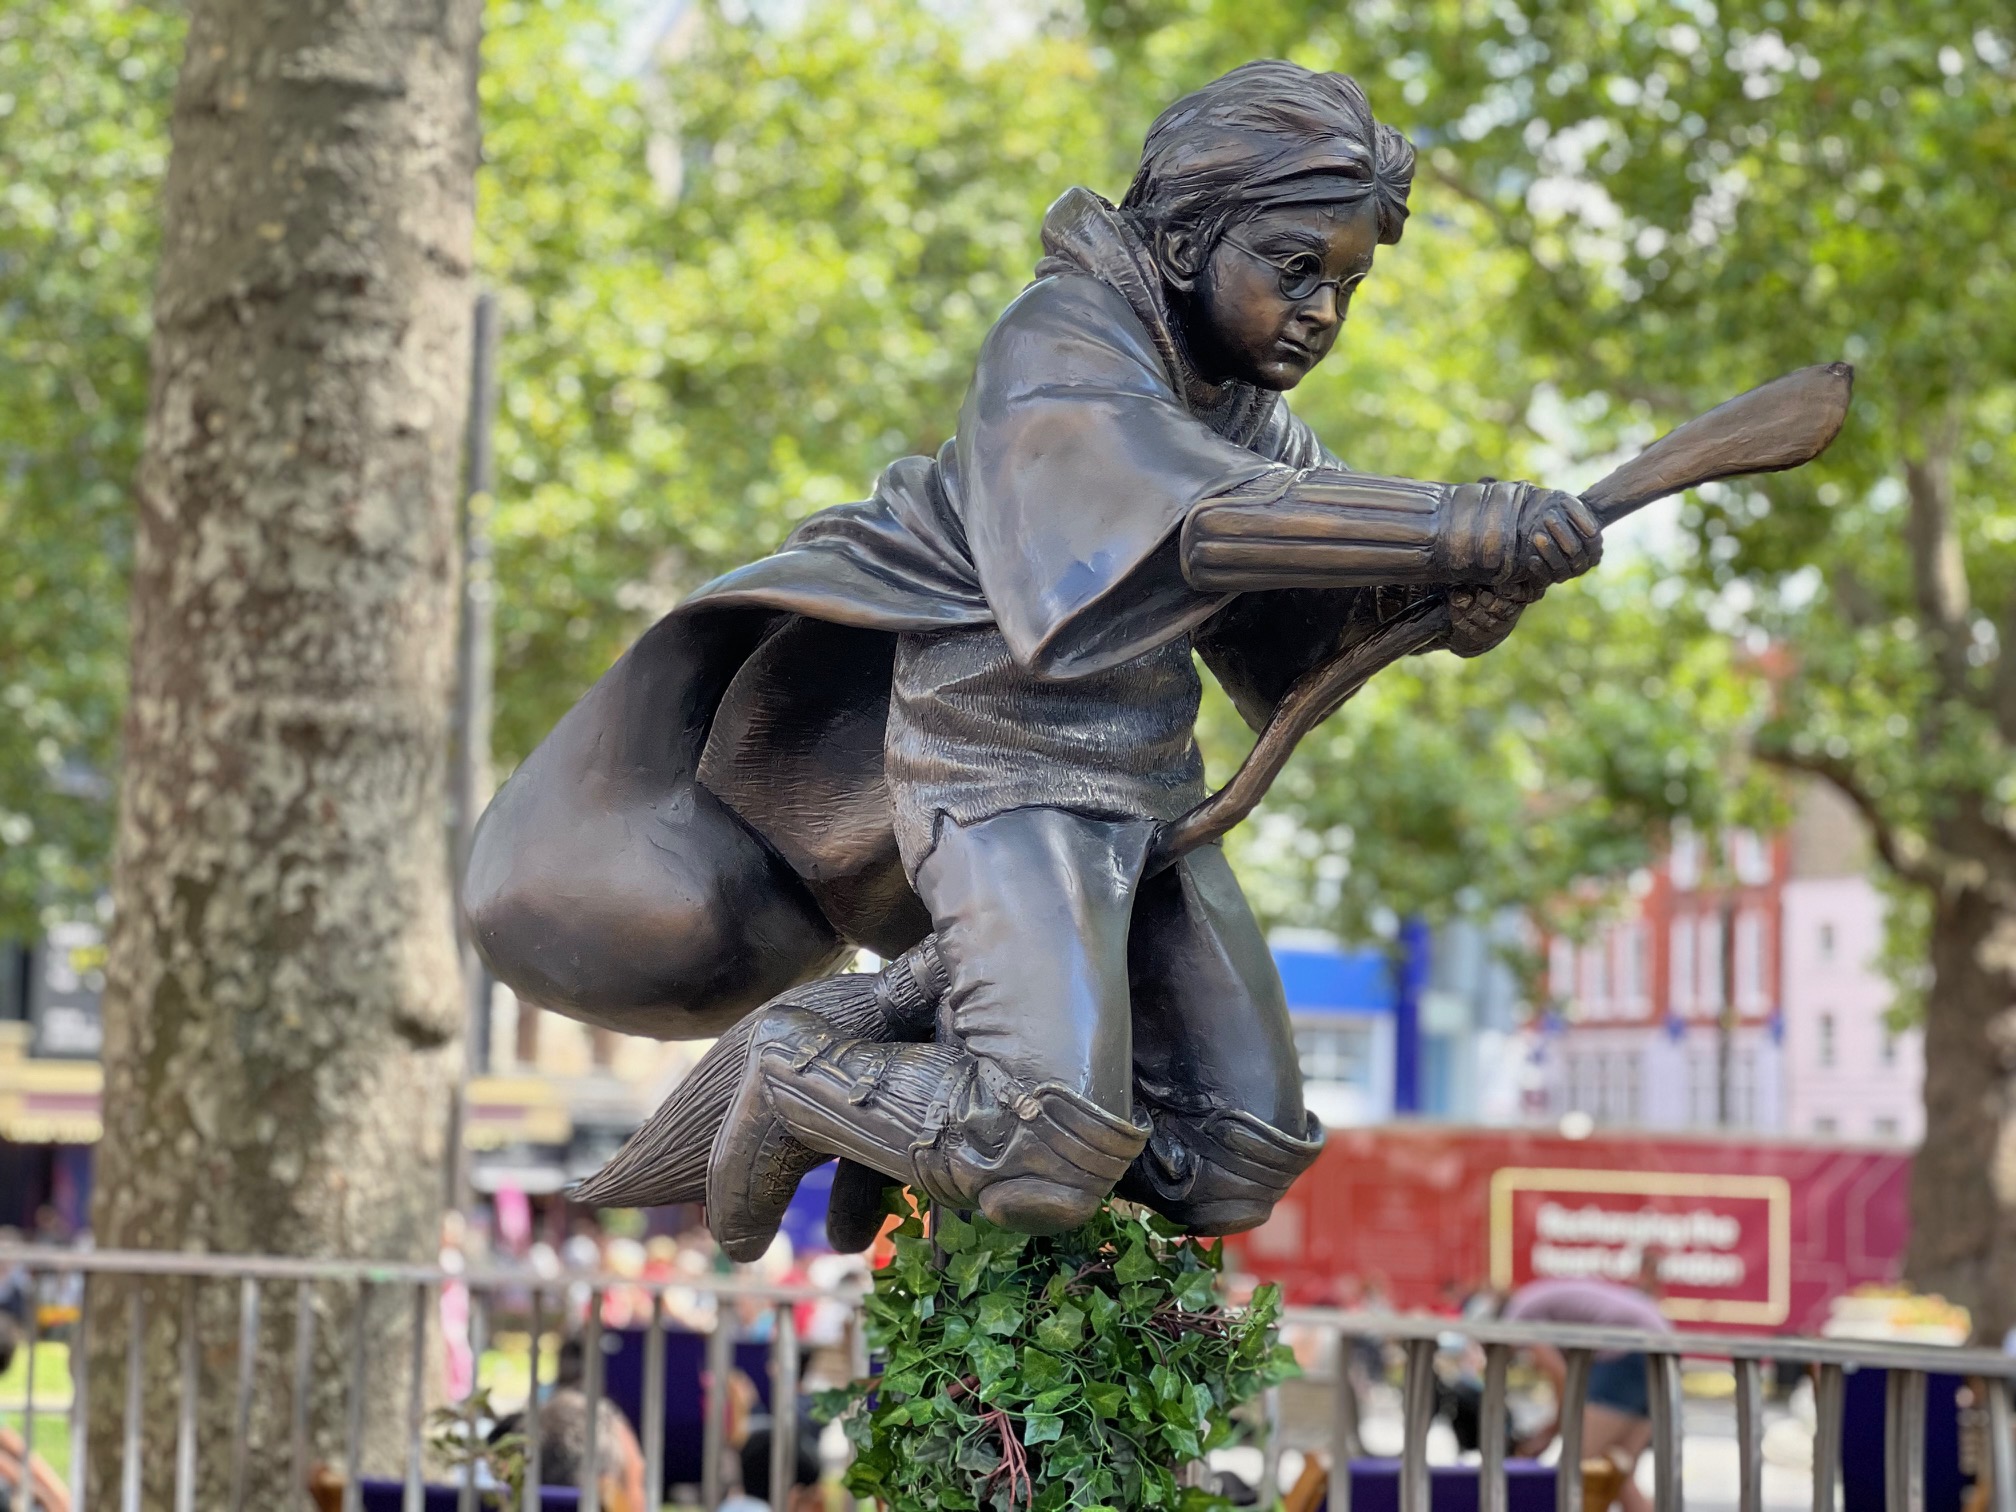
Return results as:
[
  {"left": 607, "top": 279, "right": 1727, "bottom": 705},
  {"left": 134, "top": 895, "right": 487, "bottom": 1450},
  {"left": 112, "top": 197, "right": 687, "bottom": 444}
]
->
[
  {"left": 1905, "top": 871, "right": 2016, "bottom": 1342},
  {"left": 88, "top": 0, "right": 483, "bottom": 1501}
]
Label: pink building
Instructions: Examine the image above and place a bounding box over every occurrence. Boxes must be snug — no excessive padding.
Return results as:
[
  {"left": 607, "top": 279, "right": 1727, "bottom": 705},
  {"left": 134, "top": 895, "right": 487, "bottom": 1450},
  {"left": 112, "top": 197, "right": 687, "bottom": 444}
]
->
[
  {"left": 1778, "top": 787, "right": 1924, "bottom": 1143},
  {"left": 1533, "top": 784, "right": 1918, "bottom": 1145}
]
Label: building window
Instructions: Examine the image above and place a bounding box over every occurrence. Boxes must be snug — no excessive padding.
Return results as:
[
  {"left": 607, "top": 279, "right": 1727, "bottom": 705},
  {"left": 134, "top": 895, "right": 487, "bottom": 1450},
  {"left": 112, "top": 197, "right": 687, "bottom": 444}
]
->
[
  {"left": 1619, "top": 923, "right": 1650, "bottom": 1014},
  {"left": 1734, "top": 909, "right": 1768, "bottom": 1011},
  {"left": 1815, "top": 1115, "right": 1838, "bottom": 1137},
  {"left": 1581, "top": 940, "right": 1610, "bottom": 1020},
  {"left": 1818, "top": 1013, "right": 1837, "bottom": 1069},
  {"left": 1297, "top": 1026, "right": 1373, "bottom": 1088},
  {"left": 1669, "top": 916, "right": 1696, "bottom": 1014},
  {"left": 1874, "top": 1116, "right": 1900, "bottom": 1141},
  {"left": 1729, "top": 827, "right": 1773, "bottom": 885},
  {"left": 1670, "top": 825, "right": 1702, "bottom": 890},
  {"left": 1695, "top": 915, "right": 1724, "bottom": 1016},
  {"left": 1549, "top": 936, "right": 1576, "bottom": 1004},
  {"left": 1880, "top": 1024, "right": 1898, "bottom": 1066},
  {"left": 1818, "top": 921, "right": 1836, "bottom": 961}
]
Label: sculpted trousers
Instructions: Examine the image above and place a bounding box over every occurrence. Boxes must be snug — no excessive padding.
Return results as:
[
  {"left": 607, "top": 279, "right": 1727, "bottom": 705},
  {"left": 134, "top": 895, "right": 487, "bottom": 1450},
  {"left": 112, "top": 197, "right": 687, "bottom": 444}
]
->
[{"left": 914, "top": 806, "right": 1323, "bottom": 1233}]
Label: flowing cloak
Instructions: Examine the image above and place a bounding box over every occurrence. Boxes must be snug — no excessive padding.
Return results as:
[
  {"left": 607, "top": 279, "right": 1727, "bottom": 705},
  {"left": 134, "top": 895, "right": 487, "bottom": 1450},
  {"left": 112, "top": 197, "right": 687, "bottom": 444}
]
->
[{"left": 465, "top": 189, "right": 1376, "bottom": 1038}]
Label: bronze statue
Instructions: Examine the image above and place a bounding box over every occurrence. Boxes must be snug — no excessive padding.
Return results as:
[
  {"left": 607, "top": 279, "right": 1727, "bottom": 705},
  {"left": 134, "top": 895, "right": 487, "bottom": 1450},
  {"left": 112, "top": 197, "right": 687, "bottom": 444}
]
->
[{"left": 465, "top": 62, "right": 1850, "bottom": 1258}]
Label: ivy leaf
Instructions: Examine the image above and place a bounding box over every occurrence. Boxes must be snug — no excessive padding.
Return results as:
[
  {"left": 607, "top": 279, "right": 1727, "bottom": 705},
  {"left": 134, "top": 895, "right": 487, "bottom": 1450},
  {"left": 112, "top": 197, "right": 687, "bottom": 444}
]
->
[
  {"left": 1035, "top": 1301, "right": 1085, "bottom": 1352},
  {"left": 1114, "top": 1241, "right": 1157, "bottom": 1285},
  {"left": 935, "top": 1210, "right": 976, "bottom": 1253},
  {"left": 1170, "top": 1269, "right": 1216, "bottom": 1311},
  {"left": 1023, "top": 1349, "right": 1070, "bottom": 1390},
  {"left": 1024, "top": 1412, "right": 1065, "bottom": 1446},
  {"left": 975, "top": 1289, "right": 1024, "bottom": 1335},
  {"left": 1084, "top": 1382, "right": 1126, "bottom": 1418},
  {"left": 947, "top": 1249, "right": 990, "bottom": 1298},
  {"left": 1160, "top": 1423, "right": 1202, "bottom": 1461}
]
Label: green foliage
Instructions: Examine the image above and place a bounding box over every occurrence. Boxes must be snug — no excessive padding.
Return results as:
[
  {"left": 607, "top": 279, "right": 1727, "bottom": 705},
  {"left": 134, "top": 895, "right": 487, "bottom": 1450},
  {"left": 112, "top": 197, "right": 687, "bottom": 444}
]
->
[
  {"left": 0, "top": 0, "right": 181, "bottom": 936},
  {"left": 426, "top": 1388, "right": 526, "bottom": 1507},
  {"left": 1098, "top": 0, "right": 2016, "bottom": 947},
  {"left": 478, "top": 0, "right": 1127, "bottom": 761},
  {"left": 817, "top": 1199, "right": 1298, "bottom": 1512}
]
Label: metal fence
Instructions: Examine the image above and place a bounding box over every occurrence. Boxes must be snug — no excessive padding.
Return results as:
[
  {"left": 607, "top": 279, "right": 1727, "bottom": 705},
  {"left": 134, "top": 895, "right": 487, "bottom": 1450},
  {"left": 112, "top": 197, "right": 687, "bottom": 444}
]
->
[
  {"left": 3, "top": 1248, "right": 2015, "bottom": 1512},
  {"left": 1277, "top": 1304, "right": 2016, "bottom": 1512},
  {"left": 0, "top": 1244, "right": 862, "bottom": 1512}
]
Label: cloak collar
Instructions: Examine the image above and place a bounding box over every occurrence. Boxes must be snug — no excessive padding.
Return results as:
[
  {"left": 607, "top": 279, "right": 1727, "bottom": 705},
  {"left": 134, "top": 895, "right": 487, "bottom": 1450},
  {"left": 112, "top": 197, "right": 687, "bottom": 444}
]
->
[{"left": 1035, "top": 187, "right": 1275, "bottom": 446}]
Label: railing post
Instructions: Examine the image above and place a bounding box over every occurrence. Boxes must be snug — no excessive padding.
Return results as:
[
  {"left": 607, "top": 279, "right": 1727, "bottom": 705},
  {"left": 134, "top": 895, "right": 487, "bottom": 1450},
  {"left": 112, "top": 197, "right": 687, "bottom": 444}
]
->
[
  {"left": 343, "top": 1282, "right": 373, "bottom": 1512},
  {"left": 291, "top": 1281, "right": 317, "bottom": 1512},
  {"left": 405, "top": 1282, "right": 430, "bottom": 1512},
  {"left": 1811, "top": 1363, "right": 1844, "bottom": 1512},
  {"left": 1259, "top": 1384, "right": 1283, "bottom": 1507},
  {"left": 19, "top": 1273, "right": 40, "bottom": 1512},
  {"left": 173, "top": 1278, "right": 199, "bottom": 1512},
  {"left": 703, "top": 1308, "right": 737, "bottom": 1511},
  {"left": 1480, "top": 1342, "right": 1510, "bottom": 1512},
  {"left": 523, "top": 1289, "right": 545, "bottom": 1512},
  {"left": 229, "top": 1276, "right": 262, "bottom": 1512},
  {"left": 459, "top": 1284, "right": 484, "bottom": 1512},
  {"left": 1647, "top": 1349, "right": 1684, "bottom": 1512},
  {"left": 1885, "top": 1369, "right": 1926, "bottom": 1512},
  {"left": 643, "top": 1289, "right": 667, "bottom": 1509},
  {"left": 1399, "top": 1336, "right": 1436, "bottom": 1512},
  {"left": 1558, "top": 1348, "right": 1591, "bottom": 1512},
  {"left": 1733, "top": 1355, "right": 1764, "bottom": 1512},
  {"left": 70, "top": 1275, "right": 91, "bottom": 1512},
  {"left": 1988, "top": 1373, "right": 2016, "bottom": 1512},
  {"left": 771, "top": 1302, "right": 802, "bottom": 1509},
  {"left": 582, "top": 1289, "right": 606, "bottom": 1512},
  {"left": 122, "top": 1285, "right": 146, "bottom": 1512},
  {"left": 1331, "top": 1325, "right": 1362, "bottom": 1512}
]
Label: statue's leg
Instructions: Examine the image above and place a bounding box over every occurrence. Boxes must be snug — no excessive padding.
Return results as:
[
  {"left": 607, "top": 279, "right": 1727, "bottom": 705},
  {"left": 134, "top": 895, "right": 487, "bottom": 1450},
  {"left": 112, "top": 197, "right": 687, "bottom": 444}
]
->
[
  {"left": 708, "top": 807, "right": 1156, "bottom": 1258},
  {"left": 1116, "top": 843, "right": 1324, "bottom": 1234}
]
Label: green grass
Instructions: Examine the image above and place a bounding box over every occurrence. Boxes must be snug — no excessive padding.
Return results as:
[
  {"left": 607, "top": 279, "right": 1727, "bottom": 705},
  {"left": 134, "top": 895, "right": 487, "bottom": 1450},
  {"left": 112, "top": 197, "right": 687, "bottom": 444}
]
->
[{"left": 0, "top": 1342, "right": 77, "bottom": 1489}]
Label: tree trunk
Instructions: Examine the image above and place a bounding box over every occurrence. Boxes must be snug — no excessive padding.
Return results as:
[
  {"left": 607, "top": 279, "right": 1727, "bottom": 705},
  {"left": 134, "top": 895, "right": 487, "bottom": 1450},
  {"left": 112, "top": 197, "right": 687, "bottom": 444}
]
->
[
  {"left": 88, "top": 0, "right": 483, "bottom": 1500},
  {"left": 1904, "top": 878, "right": 2016, "bottom": 1342}
]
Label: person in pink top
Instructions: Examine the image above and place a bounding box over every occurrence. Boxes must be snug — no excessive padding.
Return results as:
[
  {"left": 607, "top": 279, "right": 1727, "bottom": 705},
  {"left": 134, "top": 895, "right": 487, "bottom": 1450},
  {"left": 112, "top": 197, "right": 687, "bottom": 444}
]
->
[{"left": 1502, "top": 1259, "right": 1671, "bottom": 1512}]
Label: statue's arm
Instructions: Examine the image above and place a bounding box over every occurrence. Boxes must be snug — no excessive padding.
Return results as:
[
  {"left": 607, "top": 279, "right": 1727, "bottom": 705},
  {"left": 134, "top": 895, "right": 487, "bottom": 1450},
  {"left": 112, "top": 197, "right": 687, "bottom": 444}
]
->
[{"left": 1180, "top": 468, "right": 1602, "bottom": 595}]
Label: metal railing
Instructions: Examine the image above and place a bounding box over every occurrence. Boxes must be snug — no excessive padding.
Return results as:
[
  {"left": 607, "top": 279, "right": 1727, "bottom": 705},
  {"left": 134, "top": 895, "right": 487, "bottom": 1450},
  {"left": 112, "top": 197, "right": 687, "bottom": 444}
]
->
[
  {"left": 4, "top": 1248, "right": 2015, "bottom": 1511},
  {"left": 0, "top": 1245, "right": 866, "bottom": 1512},
  {"left": 1277, "top": 1305, "right": 2016, "bottom": 1512}
]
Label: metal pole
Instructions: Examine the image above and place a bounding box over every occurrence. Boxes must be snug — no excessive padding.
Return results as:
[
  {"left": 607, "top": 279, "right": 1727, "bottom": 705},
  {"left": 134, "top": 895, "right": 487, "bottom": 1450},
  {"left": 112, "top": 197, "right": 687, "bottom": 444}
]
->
[
  {"left": 1480, "top": 1343, "right": 1509, "bottom": 1512},
  {"left": 1733, "top": 1355, "right": 1764, "bottom": 1512},
  {"left": 770, "top": 1304, "right": 802, "bottom": 1511},
  {"left": 1718, "top": 895, "right": 1737, "bottom": 1127},
  {"left": 69, "top": 1276, "right": 91, "bottom": 1512},
  {"left": 1812, "top": 1363, "right": 1845, "bottom": 1512},
  {"left": 229, "top": 1277, "right": 262, "bottom": 1512},
  {"left": 703, "top": 1313, "right": 736, "bottom": 1510},
  {"left": 19, "top": 1279, "right": 38, "bottom": 1512},
  {"left": 450, "top": 287, "right": 502, "bottom": 1215}
]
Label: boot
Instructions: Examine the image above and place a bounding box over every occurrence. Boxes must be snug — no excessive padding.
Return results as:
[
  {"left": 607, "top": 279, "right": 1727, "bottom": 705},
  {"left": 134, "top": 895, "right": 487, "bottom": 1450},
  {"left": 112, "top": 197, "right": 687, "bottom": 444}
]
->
[
  {"left": 708, "top": 1007, "right": 1148, "bottom": 1261},
  {"left": 1114, "top": 1106, "right": 1325, "bottom": 1235}
]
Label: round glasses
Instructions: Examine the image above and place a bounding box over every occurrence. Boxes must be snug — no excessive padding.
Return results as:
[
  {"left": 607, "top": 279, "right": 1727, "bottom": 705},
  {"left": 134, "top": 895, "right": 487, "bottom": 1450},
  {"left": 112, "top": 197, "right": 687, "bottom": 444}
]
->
[{"left": 1221, "top": 236, "right": 1359, "bottom": 305}]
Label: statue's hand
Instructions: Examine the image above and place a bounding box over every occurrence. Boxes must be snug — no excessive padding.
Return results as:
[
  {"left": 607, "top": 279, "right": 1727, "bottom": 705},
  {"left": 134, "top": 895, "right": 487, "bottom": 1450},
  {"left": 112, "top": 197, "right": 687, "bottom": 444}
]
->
[
  {"left": 1511, "top": 485, "right": 1603, "bottom": 587},
  {"left": 1445, "top": 582, "right": 1539, "bottom": 658}
]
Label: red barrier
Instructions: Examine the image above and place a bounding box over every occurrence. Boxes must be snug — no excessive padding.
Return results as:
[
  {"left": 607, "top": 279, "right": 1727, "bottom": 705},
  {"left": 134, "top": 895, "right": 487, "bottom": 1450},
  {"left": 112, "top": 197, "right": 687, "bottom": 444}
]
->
[{"left": 1230, "top": 1124, "right": 1911, "bottom": 1334}]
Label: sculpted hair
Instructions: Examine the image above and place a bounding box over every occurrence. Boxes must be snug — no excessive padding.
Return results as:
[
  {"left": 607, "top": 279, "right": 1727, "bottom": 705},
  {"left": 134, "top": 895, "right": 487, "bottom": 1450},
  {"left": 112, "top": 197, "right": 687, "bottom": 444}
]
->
[{"left": 1121, "top": 60, "right": 1417, "bottom": 279}]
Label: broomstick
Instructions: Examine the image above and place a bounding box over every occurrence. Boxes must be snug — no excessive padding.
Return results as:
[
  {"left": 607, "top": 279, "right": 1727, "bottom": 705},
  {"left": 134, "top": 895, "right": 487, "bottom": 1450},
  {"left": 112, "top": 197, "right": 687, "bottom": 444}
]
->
[
  {"left": 573, "top": 363, "right": 1854, "bottom": 1216},
  {"left": 1144, "top": 361, "right": 1855, "bottom": 873}
]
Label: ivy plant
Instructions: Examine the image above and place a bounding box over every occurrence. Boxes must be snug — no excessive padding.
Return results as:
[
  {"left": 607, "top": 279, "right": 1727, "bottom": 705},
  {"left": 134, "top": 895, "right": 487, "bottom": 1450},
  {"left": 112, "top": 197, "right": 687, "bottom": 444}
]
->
[{"left": 818, "top": 1198, "right": 1298, "bottom": 1512}]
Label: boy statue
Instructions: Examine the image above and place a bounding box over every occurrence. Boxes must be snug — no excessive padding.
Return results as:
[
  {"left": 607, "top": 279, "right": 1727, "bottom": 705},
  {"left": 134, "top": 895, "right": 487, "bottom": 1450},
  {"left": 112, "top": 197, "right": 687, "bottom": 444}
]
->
[{"left": 466, "top": 61, "right": 1602, "bottom": 1255}]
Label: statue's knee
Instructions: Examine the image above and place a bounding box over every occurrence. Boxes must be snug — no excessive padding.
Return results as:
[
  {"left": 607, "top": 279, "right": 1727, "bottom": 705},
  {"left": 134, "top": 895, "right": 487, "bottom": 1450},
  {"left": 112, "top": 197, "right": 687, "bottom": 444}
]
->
[{"left": 1117, "top": 1107, "right": 1325, "bottom": 1235}]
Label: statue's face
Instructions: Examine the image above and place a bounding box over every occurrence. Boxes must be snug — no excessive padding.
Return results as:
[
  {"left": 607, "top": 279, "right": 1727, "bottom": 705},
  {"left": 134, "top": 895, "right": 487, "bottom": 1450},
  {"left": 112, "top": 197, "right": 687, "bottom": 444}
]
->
[{"left": 1182, "top": 199, "right": 1379, "bottom": 391}]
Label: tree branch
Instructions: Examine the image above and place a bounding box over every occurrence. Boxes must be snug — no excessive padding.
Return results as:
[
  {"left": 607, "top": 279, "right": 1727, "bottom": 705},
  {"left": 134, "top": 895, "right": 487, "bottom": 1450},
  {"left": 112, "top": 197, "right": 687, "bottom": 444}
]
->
[
  {"left": 1754, "top": 740, "right": 1942, "bottom": 891},
  {"left": 1900, "top": 407, "right": 1972, "bottom": 696}
]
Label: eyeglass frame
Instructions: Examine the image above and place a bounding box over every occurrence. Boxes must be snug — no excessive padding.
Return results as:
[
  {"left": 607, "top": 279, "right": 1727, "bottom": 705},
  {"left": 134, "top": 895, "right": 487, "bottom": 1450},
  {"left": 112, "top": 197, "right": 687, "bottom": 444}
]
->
[{"left": 1218, "top": 234, "right": 1365, "bottom": 305}]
